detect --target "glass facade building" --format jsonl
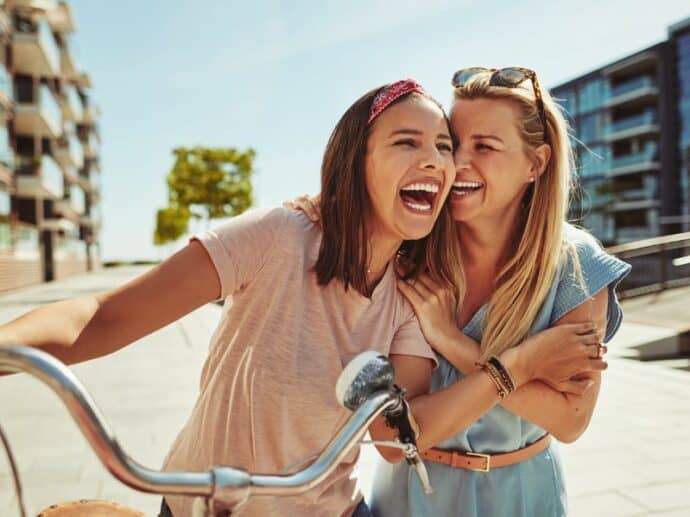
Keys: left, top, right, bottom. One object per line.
{"left": 553, "top": 16, "right": 690, "bottom": 245}
{"left": 677, "top": 30, "right": 690, "bottom": 224}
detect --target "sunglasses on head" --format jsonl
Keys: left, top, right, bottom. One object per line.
{"left": 451, "top": 67, "right": 547, "bottom": 139}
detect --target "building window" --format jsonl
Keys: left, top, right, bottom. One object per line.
{"left": 578, "top": 78, "right": 609, "bottom": 114}
{"left": 579, "top": 113, "right": 605, "bottom": 144}
{"left": 677, "top": 33, "right": 690, "bottom": 220}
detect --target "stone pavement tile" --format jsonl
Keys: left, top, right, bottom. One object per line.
{"left": 0, "top": 485, "right": 16, "bottom": 513}
{"left": 656, "top": 508, "right": 690, "bottom": 516}
{"left": 621, "top": 481, "right": 690, "bottom": 513}
{"left": 609, "top": 321, "right": 678, "bottom": 356}
{"left": 564, "top": 463, "right": 646, "bottom": 498}
{"left": 622, "top": 459, "right": 690, "bottom": 488}
{"left": 568, "top": 491, "right": 649, "bottom": 517}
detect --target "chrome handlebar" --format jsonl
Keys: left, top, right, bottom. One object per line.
{"left": 0, "top": 346, "right": 432, "bottom": 512}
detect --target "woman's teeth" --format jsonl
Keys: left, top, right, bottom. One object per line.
{"left": 401, "top": 183, "right": 439, "bottom": 194}
{"left": 404, "top": 201, "right": 431, "bottom": 210}
{"left": 451, "top": 181, "right": 483, "bottom": 196}
{"left": 400, "top": 182, "right": 439, "bottom": 211}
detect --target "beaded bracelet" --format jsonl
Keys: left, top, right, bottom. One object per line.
{"left": 477, "top": 355, "right": 516, "bottom": 399}
{"left": 487, "top": 355, "right": 516, "bottom": 393}
{"left": 482, "top": 363, "right": 510, "bottom": 399}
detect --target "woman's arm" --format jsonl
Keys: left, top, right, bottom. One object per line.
{"left": 402, "top": 272, "right": 609, "bottom": 443}
{"left": 499, "top": 288, "right": 607, "bottom": 443}
{"left": 0, "top": 241, "right": 220, "bottom": 367}
{"left": 370, "top": 318, "right": 605, "bottom": 462}
{"left": 368, "top": 350, "right": 525, "bottom": 462}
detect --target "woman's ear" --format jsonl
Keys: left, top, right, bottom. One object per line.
{"left": 532, "top": 143, "right": 552, "bottom": 178}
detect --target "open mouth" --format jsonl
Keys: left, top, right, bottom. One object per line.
{"left": 399, "top": 181, "right": 440, "bottom": 214}
{"left": 451, "top": 180, "right": 484, "bottom": 197}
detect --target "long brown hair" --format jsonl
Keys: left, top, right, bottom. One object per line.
{"left": 316, "top": 85, "right": 464, "bottom": 301}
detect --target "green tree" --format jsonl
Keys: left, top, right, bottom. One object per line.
{"left": 154, "top": 146, "right": 255, "bottom": 245}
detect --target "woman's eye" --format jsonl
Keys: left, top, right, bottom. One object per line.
{"left": 394, "top": 139, "right": 417, "bottom": 147}
{"left": 437, "top": 142, "right": 453, "bottom": 152}
{"left": 476, "top": 143, "right": 493, "bottom": 152}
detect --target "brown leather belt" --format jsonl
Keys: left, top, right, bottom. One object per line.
{"left": 421, "top": 434, "right": 551, "bottom": 472}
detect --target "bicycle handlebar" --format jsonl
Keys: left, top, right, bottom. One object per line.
{"left": 0, "top": 346, "right": 426, "bottom": 510}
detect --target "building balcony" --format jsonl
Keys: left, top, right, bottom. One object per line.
{"left": 54, "top": 198, "right": 79, "bottom": 220}
{"left": 62, "top": 84, "right": 83, "bottom": 122}
{"left": 0, "top": 64, "right": 12, "bottom": 110}
{"left": 60, "top": 46, "right": 77, "bottom": 80}
{"left": 12, "top": 18, "right": 60, "bottom": 77}
{"left": 0, "top": 221, "right": 40, "bottom": 258}
{"left": 79, "top": 214, "right": 98, "bottom": 227}
{"left": 54, "top": 184, "right": 85, "bottom": 220}
{"left": 14, "top": 155, "right": 64, "bottom": 199}
{"left": 604, "top": 111, "right": 659, "bottom": 142}
{"left": 46, "top": 1, "right": 76, "bottom": 34}
{"left": 616, "top": 226, "right": 654, "bottom": 243}
{"left": 41, "top": 216, "right": 77, "bottom": 233}
{"left": 54, "top": 133, "right": 83, "bottom": 173}
{"left": 604, "top": 76, "right": 658, "bottom": 109}
{"left": 606, "top": 151, "right": 660, "bottom": 177}
{"left": 15, "top": 83, "right": 62, "bottom": 137}
{"left": 12, "top": 0, "right": 58, "bottom": 10}
{"left": 82, "top": 131, "right": 98, "bottom": 159}
{"left": 78, "top": 170, "right": 96, "bottom": 193}
{"left": 0, "top": 10, "right": 10, "bottom": 36}
{"left": 12, "top": 0, "right": 76, "bottom": 33}
{"left": 79, "top": 201, "right": 101, "bottom": 227}
{"left": 0, "top": 128, "right": 13, "bottom": 182}
{"left": 608, "top": 198, "right": 660, "bottom": 212}
{"left": 81, "top": 103, "right": 98, "bottom": 125}
{"left": 75, "top": 72, "right": 92, "bottom": 89}
{"left": 603, "top": 50, "right": 658, "bottom": 77}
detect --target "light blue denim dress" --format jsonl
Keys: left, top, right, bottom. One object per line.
{"left": 370, "top": 226, "right": 632, "bottom": 517}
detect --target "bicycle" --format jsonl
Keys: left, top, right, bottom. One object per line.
{"left": 0, "top": 347, "right": 433, "bottom": 516}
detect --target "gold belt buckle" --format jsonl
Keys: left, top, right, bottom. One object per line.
{"left": 465, "top": 451, "right": 491, "bottom": 472}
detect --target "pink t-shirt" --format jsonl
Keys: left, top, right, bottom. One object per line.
{"left": 163, "top": 207, "right": 434, "bottom": 516}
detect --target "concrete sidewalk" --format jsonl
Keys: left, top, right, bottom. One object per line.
{"left": 0, "top": 267, "right": 689, "bottom": 516}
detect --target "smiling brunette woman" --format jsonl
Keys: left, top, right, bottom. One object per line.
{"left": 0, "top": 79, "right": 462, "bottom": 516}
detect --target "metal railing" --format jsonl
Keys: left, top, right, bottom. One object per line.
{"left": 607, "top": 231, "right": 690, "bottom": 298}
{"left": 606, "top": 110, "right": 657, "bottom": 135}
{"left": 609, "top": 76, "right": 656, "bottom": 99}
{"left": 610, "top": 149, "right": 657, "bottom": 170}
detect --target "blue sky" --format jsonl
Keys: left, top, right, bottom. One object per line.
{"left": 68, "top": 0, "right": 690, "bottom": 261}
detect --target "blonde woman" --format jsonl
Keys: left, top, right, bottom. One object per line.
{"left": 368, "top": 68, "right": 631, "bottom": 516}
{"left": 288, "top": 68, "right": 630, "bottom": 516}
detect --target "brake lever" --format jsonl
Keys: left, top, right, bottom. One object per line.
{"left": 401, "top": 444, "right": 433, "bottom": 495}
{"left": 380, "top": 386, "right": 434, "bottom": 495}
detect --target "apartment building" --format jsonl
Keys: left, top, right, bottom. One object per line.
{"left": 553, "top": 16, "right": 690, "bottom": 246}
{"left": 0, "top": 0, "right": 101, "bottom": 292}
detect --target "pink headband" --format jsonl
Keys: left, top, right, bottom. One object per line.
{"left": 367, "top": 78, "right": 430, "bottom": 125}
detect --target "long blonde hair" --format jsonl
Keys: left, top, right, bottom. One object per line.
{"left": 453, "top": 74, "right": 579, "bottom": 361}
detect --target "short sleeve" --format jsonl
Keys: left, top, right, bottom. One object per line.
{"left": 192, "top": 207, "right": 287, "bottom": 300}
{"left": 550, "top": 226, "right": 632, "bottom": 342}
{"left": 389, "top": 301, "right": 439, "bottom": 368}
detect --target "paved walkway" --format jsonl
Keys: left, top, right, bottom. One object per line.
{"left": 0, "top": 267, "right": 688, "bottom": 516}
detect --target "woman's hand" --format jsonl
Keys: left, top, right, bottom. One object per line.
{"left": 501, "top": 323, "right": 607, "bottom": 395}
{"left": 282, "top": 194, "right": 321, "bottom": 223}
{"left": 396, "top": 273, "right": 464, "bottom": 354}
